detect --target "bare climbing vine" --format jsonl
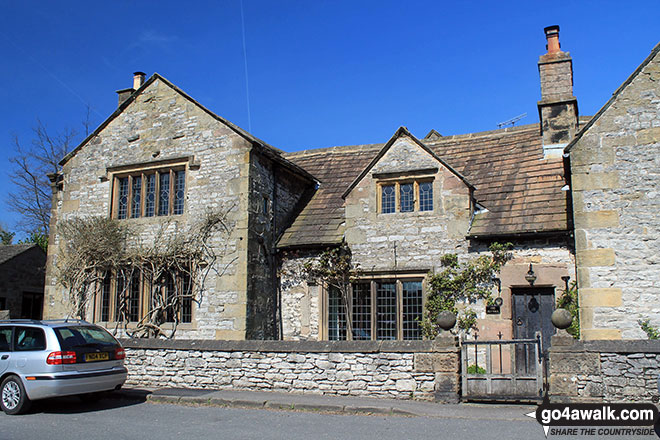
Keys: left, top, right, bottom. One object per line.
{"left": 56, "top": 207, "right": 235, "bottom": 338}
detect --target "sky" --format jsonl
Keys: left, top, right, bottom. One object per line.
{"left": 0, "top": 0, "right": 658, "bottom": 233}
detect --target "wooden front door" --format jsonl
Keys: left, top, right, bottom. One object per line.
{"left": 512, "top": 287, "right": 555, "bottom": 374}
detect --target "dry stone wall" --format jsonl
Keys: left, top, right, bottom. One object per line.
{"left": 122, "top": 338, "right": 460, "bottom": 402}
{"left": 549, "top": 337, "right": 660, "bottom": 403}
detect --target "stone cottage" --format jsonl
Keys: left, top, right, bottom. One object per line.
{"left": 0, "top": 244, "right": 46, "bottom": 319}
{"left": 43, "top": 26, "right": 658, "bottom": 346}
{"left": 565, "top": 41, "right": 660, "bottom": 340}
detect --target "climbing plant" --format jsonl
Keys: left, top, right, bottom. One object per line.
{"left": 557, "top": 280, "right": 580, "bottom": 338}
{"left": 55, "top": 207, "right": 235, "bottom": 338}
{"left": 420, "top": 242, "right": 512, "bottom": 339}
{"left": 302, "top": 242, "right": 360, "bottom": 338}
{"left": 638, "top": 319, "right": 660, "bottom": 340}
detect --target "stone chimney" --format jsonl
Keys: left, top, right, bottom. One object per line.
{"left": 537, "top": 26, "right": 578, "bottom": 157}
{"left": 115, "top": 72, "right": 146, "bottom": 107}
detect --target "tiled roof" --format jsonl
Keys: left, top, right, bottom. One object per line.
{"left": 0, "top": 244, "right": 39, "bottom": 265}
{"left": 278, "top": 143, "right": 382, "bottom": 247}
{"left": 426, "top": 124, "right": 568, "bottom": 237}
{"left": 280, "top": 122, "right": 575, "bottom": 247}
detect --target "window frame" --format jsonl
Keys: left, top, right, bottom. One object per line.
{"left": 110, "top": 165, "right": 186, "bottom": 220}
{"left": 95, "top": 267, "right": 194, "bottom": 326}
{"left": 322, "top": 274, "right": 427, "bottom": 341}
{"left": 377, "top": 178, "right": 434, "bottom": 214}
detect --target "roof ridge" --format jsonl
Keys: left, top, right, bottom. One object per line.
{"left": 284, "top": 143, "right": 383, "bottom": 157}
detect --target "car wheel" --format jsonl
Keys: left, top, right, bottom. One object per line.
{"left": 1, "top": 375, "right": 31, "bottom": 415}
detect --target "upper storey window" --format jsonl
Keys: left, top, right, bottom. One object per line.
{"left": 112, "top": 167, "right": 186, "bottom": 219}
{"left": 378, "top": 179, "right": 433, "bottom": 214}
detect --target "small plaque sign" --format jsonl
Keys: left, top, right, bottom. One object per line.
{"left": 486, "top": 305, "right": 501, "bottom": 315}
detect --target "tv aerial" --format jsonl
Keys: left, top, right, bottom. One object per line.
{"left": 497, "top": 113, "right": 527, "bottom": 128}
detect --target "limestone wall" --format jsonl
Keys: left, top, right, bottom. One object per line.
{"left": 0, "top": 247, "right": 45, "bottom": 319}
{"left": 549, "top": 338, "right": 660, "bottom": 403}
{"left": 344, "top": 135, "right": 471, "bottom": 272}
{"left": 569, "top": 47, "right": 660, "bottom": 339}
{"left": 122, "top": 338, "right": 460, "bottom": 402}
{"left": 44, "top": 77, "right": 251, "bottom": 339}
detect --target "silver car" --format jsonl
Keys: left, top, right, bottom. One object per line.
{"left": 0, "top": 319, "right": 127, "bottom": 415}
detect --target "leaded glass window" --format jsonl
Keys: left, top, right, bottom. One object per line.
{"left": 400, "top": 183, "right": 414, "bottom": 212}
{"left": 100, "top": 273, "right": 111, "bottom": 322}
{"left": 381, "top": 184, "right": 395, "bottom": 214}
{"left": 128, "top": 271, "right": 141, "bottom": 322}
{"left": 328, "top": 286, "right": 347, "bottom": 341}
{"left": 402, "top": 281, "right": 423, "bottom": 340}
{"left": 131, "top": 176, "right": 142, "bottom": 218}
{"left": 352, "top": 282, "right": 371, "bottom": 340}
{"left": 113, "top": 168, "right": 185, "bottom": 219}
{"left": 326, "top": 278, "right": 425, "bottom": 341}
{"left": 174, "top": 170, "right": 185, "bottom": 215}
{"left": 158, "top": 172, "right": 170, "bottom": 216}
{"left": 419, "top": 181, "right": 433, "bottom": 211}
{"left": 145, "top": 174, "right": 156, "bottom": 217}
{"left": 376, "top": 282, "right": 397, "bottom": 340}
{"left": 117, "top": 177, "right": 129, "bottom": 219}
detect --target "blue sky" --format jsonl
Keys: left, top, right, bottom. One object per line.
{"left": 0, "top": 0, "right": 658, "bottom": 233}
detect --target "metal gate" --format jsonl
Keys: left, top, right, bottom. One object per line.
{"left": 461, "top": 332, "right": 544, "bottom": 402}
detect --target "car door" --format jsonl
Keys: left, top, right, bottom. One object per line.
{"left": 0, "top": 326, "right": 12, "bottom": 374}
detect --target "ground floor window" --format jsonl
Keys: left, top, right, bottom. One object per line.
{"left": 325, "top": 277, "right": 424, "bottom": 341}
{"left": 96, "top": 267, "right": 193, "bottom": 324}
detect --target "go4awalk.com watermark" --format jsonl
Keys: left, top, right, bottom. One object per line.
{"left": 525, "top": 397, "right": 660, "bottom": 437}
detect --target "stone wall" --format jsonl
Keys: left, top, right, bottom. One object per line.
{"left": 344, "top": 134, "right": 471, "bottom": 272}
{"left": 0, "top": 246, "right": 46, "bottom": 319}
{"left": 549, "top": 336, "right": 660, "bottom": 403}
{"left": 121, "top": 337, "right": 460, "bottom": 402}
{"left": 569, "top": 46, "right": 660, "bottom": 339}
{"left": 44, "top": 76, "right": 252, "bottom": 339}
{"left": 246, "top": 151, "right": 311, "bottom": 339}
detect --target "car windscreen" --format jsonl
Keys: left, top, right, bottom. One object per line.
{"left": 54, "top": 326, "right": 119, "bottom": 350}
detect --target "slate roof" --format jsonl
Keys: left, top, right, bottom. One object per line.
{"left": 279, "top": 122, "right": 579, "bottom": 247}
{"left": 0, "top": 244, "right": 39, "bottom": 265}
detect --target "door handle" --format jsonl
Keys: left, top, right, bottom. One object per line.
{"left": 1, "top": 355, "right": 8, "bottom": 360}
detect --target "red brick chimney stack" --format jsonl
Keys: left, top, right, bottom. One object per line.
{"left": 545, "top": 25, "right": 561, "bottom": 55}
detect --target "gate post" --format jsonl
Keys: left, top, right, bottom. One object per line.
{"left": 431, "top": 334, "right": 461, "bottom": 403}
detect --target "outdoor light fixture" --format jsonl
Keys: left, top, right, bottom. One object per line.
{"left": 525, "top": 263, "right": 537, "bottom": 286}
{"left": 561, "top": 275, "right": 570, "bottom": 291}
{"left": 491, "top": 276, "right": 502, "bottom": 294}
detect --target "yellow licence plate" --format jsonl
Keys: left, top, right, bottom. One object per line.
{"left": 85, "top": 352, "right": 109, "bottom": 362}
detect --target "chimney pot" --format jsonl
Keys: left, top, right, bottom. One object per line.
{"left": 544, "top": 25, "right": 561, "bottom": 54}
{"left": 133, "top": 71, "right": 146, "bottom": 90}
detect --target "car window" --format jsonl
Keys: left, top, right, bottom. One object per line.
{"left": 14, "top": 327, "right": 46, "bottom": 351}
{"left": 0, "top": 327, "right": 11, "bottom": 351}
{"left": 55, "top": 326, "right": 118, "bottom": 350}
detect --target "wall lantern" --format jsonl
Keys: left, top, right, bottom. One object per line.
{"left": 491, "top": 275, "right": 502, "bottom": 295}
{"left": 525, "top": 263, "right": 537, "bottom": 286}
{"left": 561, "top": 275, "right": 570, "bottom": 291}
